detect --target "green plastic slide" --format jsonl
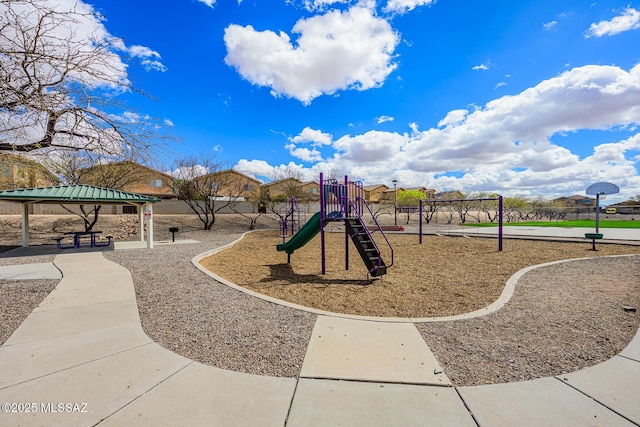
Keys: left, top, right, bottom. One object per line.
{"left": 276, "top": 212, "right": 327, "bottom": 255}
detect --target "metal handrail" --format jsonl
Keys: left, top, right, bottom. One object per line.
{"left": 343, "top": 193, "right": 394, "bottom": 273}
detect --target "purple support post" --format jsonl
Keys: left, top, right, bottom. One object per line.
{"left": 419, "top": 199, "right": 423, "bottom": 244}
{"left": 320, "top": 172, "right": 326, "bottom": 274}
{"left": 290, "top": 197, "right": 295, "bottom": 236}
{"left": 498, "top": 195, "right": 503, "bottom": 252}
{"left": 344, "top": 175, "right": 349, "bottom": 271}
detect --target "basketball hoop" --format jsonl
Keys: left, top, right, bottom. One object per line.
{"left": 585, "top": 182, "right": 619, "bottom": 235}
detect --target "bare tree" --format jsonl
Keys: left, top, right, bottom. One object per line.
{"left": 41, "top": 150, "right": 148, "bottom": 231}
{"left": 173, "top": 156, "right": 252, "bottom": 230}
{"left": 0, "top": 0, "right": 169, "bottom": 157}
{"left": 265, "top": 167, "right": 305, "bottom": 202}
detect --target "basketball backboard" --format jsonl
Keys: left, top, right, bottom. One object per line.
{"left": 585, "top": 182, "right": 619, "bottom": 195}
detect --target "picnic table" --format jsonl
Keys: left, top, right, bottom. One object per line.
{"left": 55, "top": 231, "right": 112, "bottom": 249}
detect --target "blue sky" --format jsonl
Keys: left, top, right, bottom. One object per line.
{"left": 86, "top": 0, "right": 639, "bottom": 202}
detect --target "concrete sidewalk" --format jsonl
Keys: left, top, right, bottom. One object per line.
{"left": 0, "top": 252, "right": 639, "bottom": 426}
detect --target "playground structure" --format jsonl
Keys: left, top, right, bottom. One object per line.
{"left": 278, "top": 197, "right": 306, "bottom": 242}
{"left": 277, "top": 174, "right": 393, "bottom": 277}
{"left": 418, "top": 196, "right": 504, "bottom": 251}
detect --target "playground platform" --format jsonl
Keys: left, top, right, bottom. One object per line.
{"left": 0, "top": 239, "right": 638, "bottom": 426}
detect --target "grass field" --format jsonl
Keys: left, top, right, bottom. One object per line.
{"left": 472, "top": 220, "right": 640, "bottom": 228}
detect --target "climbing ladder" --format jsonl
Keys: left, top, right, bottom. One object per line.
{"left": 320, "top": 174, "right": 393, "bottom": 277}
{"left": 344, "top": 216, "right": 387, "bottom": 277}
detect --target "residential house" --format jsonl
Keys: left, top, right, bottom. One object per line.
{"left": 261, "top": 178, "right": 308, "bottom": 201}
{"left": 404, "top": 186, "right": 436, "bottom": 199}
{"left": 301, "top": 181, "right": 320, "bottom": 200}
{"left": 380, "top": 186, "right": 405, "bottom": 203}
{"left": 435, "top": 190, "right": 466, "bottom": 200}
{"left": 0, "top": 153, "right": 59, "bottom": 190}
{"left": 606, "top": 200, "right": 640, "bottom": 215}
{"left": 78, "top": 161, "right": 176, "bottom": 199}
{"left": 193, "top": 169, "right": 261, "bottom": 201}
{"left": 553, "top": 195, "right": 596, "bottom": 207}
{"left": 363, "top": 184, "right": 388, "bottom": 203}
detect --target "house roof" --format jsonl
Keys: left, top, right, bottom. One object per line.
{"left": 383, "top": 187, "right": 404, "bottom": 193}
{"left": 363, "top": 184, "right": 388, "bottom": 191}
{"left": 554, "top": 195, "right": 595, "bottom": 201}
{"left": 261, "top": 177, "right": 302, "bottom": 187}
{"left": 608, "top": 199, "right": 640, "bottom": 207}
{"left": 200, "top": 168, "right": 262, "bottom": 184}
{"left": 0, "top": 184, "right": 159, "bottom": 204}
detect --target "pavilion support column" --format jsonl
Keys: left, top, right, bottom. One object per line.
{"left": 138, "top": 206, "right": 144, "bottom": 242}
{"left": 21, "top": 203, "right": 29, "bottom": 247}
{"left": 145, "top": 202, "right": 154, "bottom": 249}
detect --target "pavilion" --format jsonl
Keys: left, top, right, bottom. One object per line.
{"left": 0, "top": 185, "right": 159, "bottom": 248}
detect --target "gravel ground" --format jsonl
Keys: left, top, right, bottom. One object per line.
{"left": 0, "top": 278, "right": 57, "bottom": 344}
{"left": 418, "top": 255, "right": 640, "bottom": 386}
{"left": 1, "top": 214, "right": 638, "bottom": 386}
{"left": 0, "top": 251, "right": 58, "bottom": 345}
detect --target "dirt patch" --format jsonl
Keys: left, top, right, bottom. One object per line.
{"left": 200, "top": 230, "right": 640, "bottom": 318}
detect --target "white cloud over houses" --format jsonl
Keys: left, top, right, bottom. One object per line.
{"left": 223, "top": 5, "right": 399, "bottom": 104}
{"left": 586, "top": 7, "right": 640, "bottom": 38}
{"left": 236, "top": 63, "right": 640, "bottom": 198}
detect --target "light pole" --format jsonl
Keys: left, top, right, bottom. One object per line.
{"left": 392, "top": 179, "right": 398, "bottom": 226}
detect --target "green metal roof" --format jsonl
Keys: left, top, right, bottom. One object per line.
{"left": 0, "top": 185, "right": 160, "bottom": 204}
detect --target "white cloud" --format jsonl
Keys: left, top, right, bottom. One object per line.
{"left": 437, "top": 109, "right": 468, "bottom": 127}
{"left": 285, "top": 144, "right": 323, "bottom": 162}
{"left": 223, "top": 5, "right": 399, "bottom": 104}
{"left": 377, "top": 115, "right": 394, "bottom": 124}
{"left": 303, "top": 0, "right": 351, "bottom": 11}
{"left": 286, "top": 127, "right": 333, "bottom": 161}
{"left": 495, "top": 81, "right": 507, "bottom": 89}
{"left": 234, "top": 159, "right": 317, "bottom": 182}
{"left": 333, "top": 130, "right": 408, "bottom": 163}
{"left": 383, "top": 0, "right": 437, "bottom": 15}
{"left": 236, "top": 64, "right": 640, "bottom": 198}
{"left": 234, "top": 159, "right": 274, "bottom": 178}
{"left": 472, "top": 64, "right": 489, "bottom": 71}
{"left": 169, "top": 164, "right": 209, "bottom": 179}
{"left": 543, "top": 20, "right": 557, "bottom": 31}
{"left": 196, "top": 0, "right": 216, "bottom": 8}
{"left": 586, "top": 7, "right": 640, "bottom": 38}
{"left": 128, "top": 45, "right": 167, "bottom": 72}
{"left": 290, "top": 127, "right": 333, "bottom": 146}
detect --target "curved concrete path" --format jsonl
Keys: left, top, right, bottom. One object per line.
{"left": 0, "top": 251, "right": 638, "bottom": 426}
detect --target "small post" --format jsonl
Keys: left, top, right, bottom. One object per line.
{"left": 498, "top": 195, "right": 503, "bottom": 252}
{"left": 595, "top": 193, "right": 601, "bottom": 234}
{"left": 419, "top": 199, "right": 423, "bottom": 244}
{"left": 392, "top": 179, "right": 398, "bottom": 226}
{"left": 344, "top": 175, "right": 349, "bottom": 272}
{"left": 320, "top": 172, "right": 326, "bottom": 275}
